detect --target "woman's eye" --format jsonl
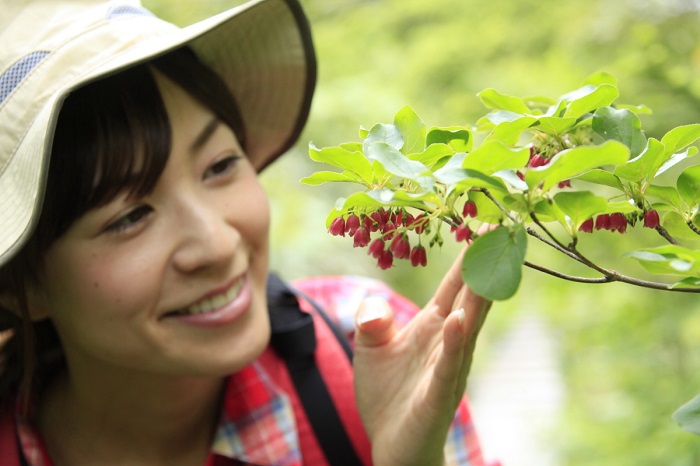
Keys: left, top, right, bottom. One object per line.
{"left": 105, "top": 205, "right": 153, "bottom": 234}
{"left": 205, "top": 155, "right": 241, "bottom": 179}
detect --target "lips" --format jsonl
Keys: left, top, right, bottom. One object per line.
{"left": 168, "top": 275, "right": 246, "bottom": 317}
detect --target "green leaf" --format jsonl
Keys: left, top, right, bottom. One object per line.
{"left": 592, "top": 106, "right": 647, "bottom": 157}
{"left": 562, "top": 84, "right": 619, "bottom": 118}
{"left": 627, "top": 245, "right": 700, "bottom": 276}
{"left": 340, "top": 142, "right": 363, "bottom": 152}
{"left": 524, "top": 95, "right": 557, "bottom": 108}
{"left": 462, "top": 141, "right": 530, "bottom": 175}
{"left": 553, "top": 191, "right": 609, "bottom": 229}
{"left": 477, "top": 110, "right": 525, "bottom": 128}
{"left": 660, "top": 124, "right": 700, "bottom": 156}
{"left": 502, "top": 193, "right": 530, "bottom": 215}
{"left": 525, "top": 140, "right": 630, "bottom": 191}
{"left": 583, "top": 71, "right": 617, "bottom": 87}
{"left": 478, "top": 88, "right": 531, "bottom": 114}
{"left": 602, "top": 200, "right": 640, "bottom": 215}
{"left": 661, "top": 211, "right": 700, "bottom": 242}
{"left": 426, "top": 127, "right": 473, "bottom": 152}
{"left": 407, "top": 143, "right": 455, "bottom": 167}
{"left": 672, "top": 277, "right": 700, "bottom": 289}
{"left": 467, "top": 190, "right": 508, "bottom": 223}
{"left": 308, "top": 144, "right": 374, "bottom": 184}
{"left": 616, "top": 103, "right": 653, "bottom": 115}
{"left": 365, "top": 188, "right": 440, "bottom": 205}
{"left": 363, "top": 124, "right": 404, "bottom": 153}
{"left": 646, "top": 185, "right": 682, "bottom": 210}
{"left": 334, "top": 189, "right": 435, "bottom": 215}
{"left": 657, "top": 146, "right": 699, "bottom": 178}
{"left": 394, "top": 106, "right": 427, "bottom": 155}
{"left": 364, "top": 142, "right": 429, "bottom": 180}
{"left": 448, "top": 170, "right": 510, "bottom": 194}
{"left": 574, "top": 169, "right": 624, "bottom": 190}
{"left": 300, "top": 171, "right": 358, "bottom": 185}
{"left": 494, "top": 169, "right": 529, "bottom": 191}
{"left": 613, "top": 138, "right": 665, "bottom": 183}
{"left": 533, "top": 198, "right": 567, "bottom": 224}
{"left": 677, "top": 164, "right": 700, "bottom": 207}
{"left": 483, "top": 116, "right": 538, "bottom": 145}
{"left": 433, "top": 155, "right": 509, "bottom": 192}
{"left": 533, "top": 116, "right": 578, "bottom": 136}
{"left": 461, "top": 225, "right": 528, "bottom": 301}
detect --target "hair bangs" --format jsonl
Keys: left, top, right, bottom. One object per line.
{"left": 43, "top": 65, "right": 171, "bottom": 240}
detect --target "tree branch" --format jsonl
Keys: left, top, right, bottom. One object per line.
{"left": 656, "top": 224, "right": 680, "bottom": 244}
{"left": 686, "top": 220, "right": 700, "bottom": 237}
{"left": 525, "top": 260, "right": 700, "bottom": 292}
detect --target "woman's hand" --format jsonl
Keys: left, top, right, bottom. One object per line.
{"left": 353, "top": 248, "right": 491, "bottom": 466}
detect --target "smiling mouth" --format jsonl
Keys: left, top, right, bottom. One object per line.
{"left": 170, "top": 277, "right": 245, "bottom": 317}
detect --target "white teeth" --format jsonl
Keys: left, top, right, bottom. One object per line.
{"left": 182, "top": 279, "right": 243, "bottom": 315}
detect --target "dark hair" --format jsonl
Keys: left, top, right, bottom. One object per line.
{"left": 0, "top": 47, "right": 246, "bottom": 407}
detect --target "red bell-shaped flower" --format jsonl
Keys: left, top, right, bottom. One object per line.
{"left": 377, "top": 249, "right": 394, "bottom": 270}
{"left": 455, "top": 224, "right": 472, "bottom": 242}
{"left": 643, "top": 209, "right": 660, "bottom": 229}
{"left": 595, "top": 214, "right": 610, "bottom": 230}
{"left": 329, "top": 217, "right": 345, "bottom": 237}
{"left": 390, "top": 234, "right": 411, "bottom": 259}
{"left": 410, "top": 245, "right": 427, "bottom": 267}
{"left": 609, "top": 213, "right": 627, "bottom": 233}
{"left": 353, "top": 227, "right": 371, "bottom": 248}
{"left": 462, "top": 200, "right": 478, "bottom": 218}
{"left": 345, "top": 214, "right": 361, "bottom": 236}
{"left": 368, "top": 238, "right": 385, "bottom": 259}
{"left": 578, "top": 218, "right": 594, "bottom": 233}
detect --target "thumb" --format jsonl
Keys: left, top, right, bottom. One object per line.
{"left": 354, "top": 296, "right": 397, "bottom": 348}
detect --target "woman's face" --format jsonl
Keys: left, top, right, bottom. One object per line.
{"left": 30, "top": 73, "right": 272, "bottom": 379}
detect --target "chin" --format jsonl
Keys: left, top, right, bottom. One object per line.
{"left": 208, "top": 309, "right": 271, "bottom": 377}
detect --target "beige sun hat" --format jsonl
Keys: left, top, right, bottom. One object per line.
{"left": 0, "top": 0, "right": 316, "bottom": 267}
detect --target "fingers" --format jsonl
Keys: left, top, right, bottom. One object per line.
{"left": 429, "top": 223, "right": 498, "bottom": 317}
{"left": 426, "top": 308, "right": 467, "bottom": 408}
{"left": 355, "top": 296, "right": 397, "bottom": 348}
{"left": 428, "top": 297, "right": 491, "bottom": 407}
{"left": 429, "top": 246, "right": 468, "bottom": 318}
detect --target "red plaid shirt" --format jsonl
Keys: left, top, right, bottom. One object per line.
{"left": 13, "top": 275, "right": 485, "bottom": 465}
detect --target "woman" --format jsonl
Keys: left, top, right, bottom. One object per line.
{"left": 0, "top": 0, "right": 491, "bottom": 464}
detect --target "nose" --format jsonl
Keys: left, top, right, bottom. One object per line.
{"left": 170, "top": 195, "right": 238, "bottom": 274}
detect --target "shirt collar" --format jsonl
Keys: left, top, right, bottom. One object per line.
{"left": 211, "top": 362, "right": 301, "bottom": 465}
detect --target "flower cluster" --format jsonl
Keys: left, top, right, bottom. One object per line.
{"left": 328, "top": 202, "right": 479, "bottom": 270}
{"left": 578, "top": 209, "right": 660, "bottom": 234}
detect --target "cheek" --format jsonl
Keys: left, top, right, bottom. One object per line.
{"left": 42, "top": 245, "right": 161, "bottom": 321}
{"left": 231, "top": 180, "right": 271, "bottom": 252}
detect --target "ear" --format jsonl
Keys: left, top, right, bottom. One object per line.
{"left": 0, "top": 289, "right": 50, "bottom": 322}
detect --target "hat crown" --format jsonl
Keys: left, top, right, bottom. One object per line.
{"left": 0, "top": 1, "right": 178, "bottom": 169}
{"left": 0, "top": 0, "right": 316, "bottom": 267}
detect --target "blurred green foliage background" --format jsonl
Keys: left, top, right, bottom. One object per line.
{"left": 146, "top": 0, "right": 700, "bottom": 463}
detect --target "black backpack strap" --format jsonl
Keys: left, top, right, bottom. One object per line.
{"left": 266, "top": 273, "right": 363, "bottom": 466}
{"left": 292, "top": 287, "right": 353, "bottom": 363}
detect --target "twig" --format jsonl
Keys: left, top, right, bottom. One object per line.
{"left": 475, "top": 188, "right": 517, "bottom": 223}
{"left": 530, "top": 212, "right": 569, "bottom": 251}
{"left": 524, "top": 261, "right": 612, "bottom": 283}
{"left": 524, "top": 260, "right": 700, "bottom": 292}
{"left": 686, "top": 220, "right": 700, "bottom": 237}
{"left": 656, "top": 224, "right": 680, "bottom": 244}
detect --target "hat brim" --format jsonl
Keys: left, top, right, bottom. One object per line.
{"left": 0, "top": 0, "right": 316, "bottom": 267}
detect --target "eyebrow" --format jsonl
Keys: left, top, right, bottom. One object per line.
{"left": 189, "top": 117, "right": 221, "bottom": 153}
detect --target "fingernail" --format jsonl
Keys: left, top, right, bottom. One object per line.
{"left": 453, "top": 307, "right": 465, "bottom": 328}
{"left": 358, "top": 296, "right": 389, "bottom": 325}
